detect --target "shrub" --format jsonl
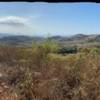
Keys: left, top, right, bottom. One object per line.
{"left": 57, "top": 46, "right": 77, "bottom": 54}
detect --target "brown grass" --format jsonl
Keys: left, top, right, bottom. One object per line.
{"left": 0, "top": 44, "right": 100, "bottom": 100}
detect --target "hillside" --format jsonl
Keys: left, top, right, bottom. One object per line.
{"left": 0, "top": 33, "right": 100, "bottom": 47}
{"left": 0, "top": 34, "right": 44, "bottom": 46}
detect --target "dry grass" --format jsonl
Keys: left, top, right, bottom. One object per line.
{"left": 0, "top": 44, "right": 100, "bottom": 100}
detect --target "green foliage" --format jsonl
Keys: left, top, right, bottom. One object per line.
{"left": 31, "top": 37, "right": 59, "bottom": 62}
{"left": 42, "top": 38, "right": 59, "bottom": 53}
{"left": 79, "top": 47, "right": 91, "bottom": 54}
{"left": 57, "top": 46, "right": 77, "bottom": 54}
{"left": 90, "top": 47, "right": 100, "bottom": 55}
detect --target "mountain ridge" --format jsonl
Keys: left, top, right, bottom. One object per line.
{"left": 0, "top": 33, "right": 100, "bottom": 46}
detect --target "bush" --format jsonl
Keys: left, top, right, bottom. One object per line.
{"left": 57, "top": 46, "right": 77, "bottom": 54}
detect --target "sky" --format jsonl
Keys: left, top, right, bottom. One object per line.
{"left": 0, "top": 2, "right": 100, "bottom": 36}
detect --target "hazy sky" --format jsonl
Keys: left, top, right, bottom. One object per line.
{"left": 0, "top": 2, "right": 100, "bottom": 36}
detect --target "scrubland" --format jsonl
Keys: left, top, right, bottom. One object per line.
{"left": 0, "top": 40, "right": 100, "bottom": 100}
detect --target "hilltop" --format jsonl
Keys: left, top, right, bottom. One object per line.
{"left": 0, "top": 33, "right": 100, "bottom": 47}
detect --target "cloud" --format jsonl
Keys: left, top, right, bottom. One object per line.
{"left": 0, "top": 16, "right": 29, "bottom": 27}
{"left": 0, "top": 16, "right": 36, "bottom": 35}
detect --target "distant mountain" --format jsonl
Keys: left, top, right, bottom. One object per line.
{"left": 69, "top": 34, "right": 89, "bottom": 40}
{"left": 0, "top": 35, "right": 44, "bottom": 46}
{"left": 0, "top": 35, "right": 32, "bottom": 45}
{"left": 49, "top": 34, "right": 100, "bottom": 42}
{"left": 0, "top": 33, "right": 100, "bottom": 46}
{"left": 87, "top": 35, "right": 100, "bottom": 42}
{"left": 47, "top": 34, "right": 100, "bottom": 47}
{"left": 0, "top": 33, "right": 12, "bottom": 38}
{"left": 49, "top": 34, "right": 89, "bottom": 42}
{"left": 48, "top": 36, "right": 68, "bottom": 42}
